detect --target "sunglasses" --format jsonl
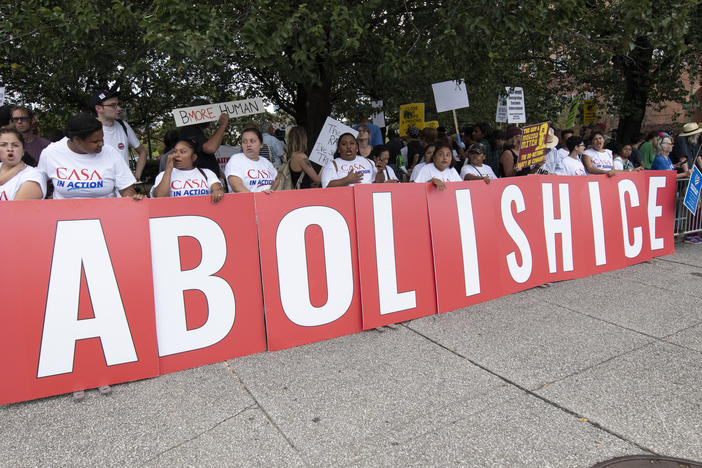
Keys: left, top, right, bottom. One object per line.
{"left": 11, "top": 117, "right": 30, "bottom": 122}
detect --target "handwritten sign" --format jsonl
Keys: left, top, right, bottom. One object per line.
{"left": 516, "top": 122, "right": 549, "bottom": 169}
{"left": 371, "top": 100, "right": 385, "bottom": 128}
{"left": 309, "top": 117, "right": 358, "bottom": 167}
{"left": 399, "top": 103, "right": 425, "bottom": 136}
{"left": 431, "top": 80, "right": 470, "bottom": 113}
{"left": 171, "top": 98, "right": 265, "bottom": 127}
{"left": 684, "top": 166, "right": 702, "bottom": 215}
{"left": 583, "top": 100, "right": 597, "bottom": 125}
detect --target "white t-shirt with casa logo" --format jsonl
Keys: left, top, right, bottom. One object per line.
{"left": 584, "top": 148, "right": 613, "bottom": 173}
{"left": 320, "top": 156, "right": 375, "bottom": 188}
{"left": 150, "top": 167, "right": 221, "bottom": 198}
{"left": 413, "top": 163, "right": 462, "bottom": 183}
{"left": 224, "top": 153, "right": 278, "bottom": 192}
{"left": 560, "top": 156, "right": 586, "bottom": 176}
{"left": 0, "top": 163, "right": 47, "bottom": 201}
{"left": 102, "top": 120, "right": 141, "bottom": 165}
{"left": 37, "top": 137, "right": 136, "bottom": 199}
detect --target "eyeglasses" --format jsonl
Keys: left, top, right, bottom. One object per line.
{"left": 11, "top": 117, "right": 30, "bottom": 122}
{"left": 100, "top": 103, "right": 121, "bottom": 108}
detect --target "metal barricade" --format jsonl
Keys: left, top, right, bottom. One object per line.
{"left": 674, "top": 177, "right": 702, "bottom": 236}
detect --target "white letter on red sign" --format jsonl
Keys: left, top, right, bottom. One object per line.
{"left": 149, "top": 216, "right": 235, "bottom": 357}
{"left": 542, "top": 183, "right": 573, "bottom": 273}
{"left": 37, "top": 220, "right": 138, "bottom": 378}
{"left": 276, "top": 206, "right": 353, "bottom": 326}
{"left": 618, "top": 179, "right": 643, "bottom": 258}
{"left": 588, "top": 181, "right": 607, "bottom": 266}
{"left": 455, "top": 189, "right": 481, "bottom": 296}
{"left": 372, "top": 193, "right": 416, "bottom": 314}
{"left": 648, "top": 176, "right": 666, "bottom": 250}
{"left": 501, "top": 185, "right": 532, "bottom": 284}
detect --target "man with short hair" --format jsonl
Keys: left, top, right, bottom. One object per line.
{"left": 90, "top": 89, "right": 147, "bottom": 180}
{"left": 10, "top": 106, "right": 50, "bottom": 165}
{"left": 260, "top": 121, "right": 285, "bottom": 167}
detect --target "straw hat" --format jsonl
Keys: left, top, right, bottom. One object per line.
{"left": 545, "top": 127, "right": 559, "bottom": 149}
{"left": 678, "top": 122, "right": 702, "bottom": 137}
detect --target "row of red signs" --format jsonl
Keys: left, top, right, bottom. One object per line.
{"left": 0, "top": 173, "right": 675, "bottom": 404}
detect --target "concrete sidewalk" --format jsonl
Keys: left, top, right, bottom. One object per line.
{"left": 2, "top": 243, "right": 701, "bottom": 467}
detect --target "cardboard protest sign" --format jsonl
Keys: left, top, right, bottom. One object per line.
{"left": 583, "top": 100, "right": 597, "bottom": 125}
{"left": 684, "top": 166, "right": 702, "bottom": 214}
{"left": 0, "top": 86, "right": 5, "bottom": 105}
{"left": 516, "top": 122, "right": 550, "bottom": 169}
{"left": 309, "top": 117, "right": 358, "bottom": 167}
{"left": 371, "top": 100, "right": 386, "bottom": 128}
{"left": 399, "top": 103, "right": 425, "bottom": 136}
{"left": 505, "top": 87, "right": 526, "bottom": 123}
{"left": 171, "top": 98, "right": 265, "bottom": 127}
{"left": 431, "top": 80, "right": 470, "bottom": 112}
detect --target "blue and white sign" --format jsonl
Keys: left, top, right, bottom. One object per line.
{"left": 683, "top": 166, "right": 702, "bottom": 215}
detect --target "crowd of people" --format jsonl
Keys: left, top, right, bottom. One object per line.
{"left": 1, "top": 95, "right": 701, "bottom": 243}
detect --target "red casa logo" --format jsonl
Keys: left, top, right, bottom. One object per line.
{"left": 55, "top": 168, "right": 104, "bottom": 181}
{"left": 247, "top": 169, "right": 272, "bottom": 179}
{"left": 171, "top": 179, "right": 207, "bottom": 190}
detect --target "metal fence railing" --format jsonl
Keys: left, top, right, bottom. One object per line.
{"left": 674, "top": 178, "right": 702, "bottom": 237}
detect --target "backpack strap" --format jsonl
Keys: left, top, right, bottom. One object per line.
{"left": 116, "top": 119, "right": 129, "bottom": 137}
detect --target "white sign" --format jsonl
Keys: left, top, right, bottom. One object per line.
{"left": 171, "top": 98, "right": 265, "bottom": 127}
{"left": 0, "top": 86, "right": 5, "bottom": 105}
{"left": 309, "top": 117, "right": 358, "bottom": 167}
{"left": 431, "top": 79, "right": 470, "bottom": 113}
{"left": 496, "top": 94, "right": 508, "bottom": 123}
{"left": 371, "top": 100, "right": 385, "bottom": 128}
{"left": 502, "top": 87, "right": 526, "bottom": 123}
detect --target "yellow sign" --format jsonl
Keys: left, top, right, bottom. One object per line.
{"left": 399, "top": 103, "right": 425, "bottom": 136}
{"left": 516, "top": 122, "right": 550, "bottom": 169}
{"left": 424, "top": 121, "right": 439, "bottom": 129}
{"left": 583, "top": 100, "right": 597, "bottom": 125}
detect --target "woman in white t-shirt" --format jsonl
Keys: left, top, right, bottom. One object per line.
{"left": 37, "top": 113, "right": 142, "bottom": 200}
{"left": 320, "top": 133, "right": 380, "bottom": 187}
{"left": 371, "top": 146, "right": 399, "bottom": 183}
{"left": 413, "top": 144, "right": 462, "bottom": 190}
{"left": 151, "top": 138, "right": 225, "bottom": 203}
{"left": 0, "top": 128, "right": 46, "bottom": 200}
{"left": 225, "top": 128, "right": 279, "bottom": 193}
{"left": 582, "top": 131, "right": 615, "bottom": 176}
{"left": 460, "top": 143, "right": 496, "bottom": 184}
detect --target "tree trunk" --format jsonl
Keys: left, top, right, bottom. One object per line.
{"left": 294, "top": 82, "right": 332, "bottom": 155}
{"left": 615, "top": 37, "right": 653, "bottom": 144}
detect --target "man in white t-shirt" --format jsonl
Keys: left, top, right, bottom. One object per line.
{"left": 91, "top": 89, "right": 147, "bottom": 181}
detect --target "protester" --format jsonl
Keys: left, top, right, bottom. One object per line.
{"left": 37, "top": 113, "right": 142, "bottom": 200}
{"left": 90, "top": 90, "right": 147, "bottom": 181}
{"left": 413, "top": 143, "right": 462, "bottom": 190}
{"left": 0, "top": 106, "right": 12, "bottom": 129}
{"left": 354, "top": 117, "right": 383, "bottom": 146}
{"left": 673, "top": 122, "right": 702, "bottom": 172}
{"left": 320, "top": 133, "right": 377, "bottom": 187}
{"left": 261, "top": 121, "right": 285, "bottom": 168}
{"left": 158, "top": 130, "right": 181, "bottom": 172}
{"left": 499, "top": 126, "right": 526, "bottom": 177}
{"left": 357, "top": 123, "right": 373, "bottom": 158}
{"left": 651, "top": 132, "right": 691, "bottom": 179}
{"left": 612, "top": 143, "right": 636, "bottom": 171}
{"left": 284, "top": 126, "right": 320, "bottom": 188}
{"left": 582, "top": 131, "right": 615, "bottom": 175}
{"left": 405, "top": 126, "right": 424, "bottom": 174}
{"left": 371, "top": 145, "right": 399, "bottom": 183}
{"left": 486, "top": 129, "right": 506, "bottom": 175}
{"left": 0, "top": 128, "right": 46, "bottom": 200}
{"left": 225, "top": 128, "right": 279, "bottom": 193}
{"left": 559, "top": 136, "right": 587, "bottom": 176}
{"left": 150, "top": 137, "right": 224, "bottom": 203}
{"left": 540, "top": 127, "right": 562, "bottom": 174}
{"left": 410, "top": 143, "right": 437, "bottom": 182}
{"left": 10, "top": 106, "right": 49, "bottom": 166}
{"left": 638, "top": 131, "right": 658, "bottom": 169}
{"left": 460, "top": 143, "right": 496, "bottom": 183}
